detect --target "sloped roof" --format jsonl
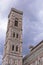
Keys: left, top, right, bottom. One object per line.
{"left": 23, "top": 40, "right": 43, "bottom": 61}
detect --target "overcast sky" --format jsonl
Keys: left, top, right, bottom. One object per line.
{"left": 0, "top": 0, "right": 43, "bottom": 64}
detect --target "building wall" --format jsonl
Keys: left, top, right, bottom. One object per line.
{"left": 23, "top": 42, "right": 43, "bottom": 65}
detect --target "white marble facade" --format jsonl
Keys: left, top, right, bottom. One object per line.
{"left": 23, "top": 41, "right": 43, "bottom": 65}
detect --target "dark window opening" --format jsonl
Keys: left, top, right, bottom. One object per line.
{"left": 9, "top": 19, "right": 10, "bottom": 23}
{"left": 16, "top": 34, "right": 18, "bottom": 38}
{"left": 16, "top": 45, "right": 18, "bottom": 51}
{"left": 15, "top": 20, "right": 18, "bottom": 26}
{"left": 13, "top": 32, "right": 15, "bottom": 37}
{"left": 12, "top": 45, "right": 14, "bottom": 51}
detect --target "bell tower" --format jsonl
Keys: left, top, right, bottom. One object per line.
{"left": 2, "top": 8, "right": 23, "bottom": 65}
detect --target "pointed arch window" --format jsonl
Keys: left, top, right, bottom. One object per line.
{"left": 16, "top": 45, "right": 18, "bottom": 51}
{"left": 13, "top": 32, "right": 15, "bottom": 37}
{"left": 16, "top": 33, "right": 18, "bottom": 38}
{"left": 12, "top": 45, "right": 14, "bottom": 51}
{"left": 14, "top": 18, "right": 18, "bottom": 26}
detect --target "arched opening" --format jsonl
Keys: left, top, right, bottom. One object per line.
{"left": 16, "top": 45, "right": 18, "bottom": 51}
{"left": 15, "top": 20, "right": 18, "bottom": 26}
{"left": 12, "top": 45, "right": 14, "bottom": 51}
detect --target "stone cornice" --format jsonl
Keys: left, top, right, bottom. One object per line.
{"left": 8, "top": 8, "right": 23, "bottom": 18}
